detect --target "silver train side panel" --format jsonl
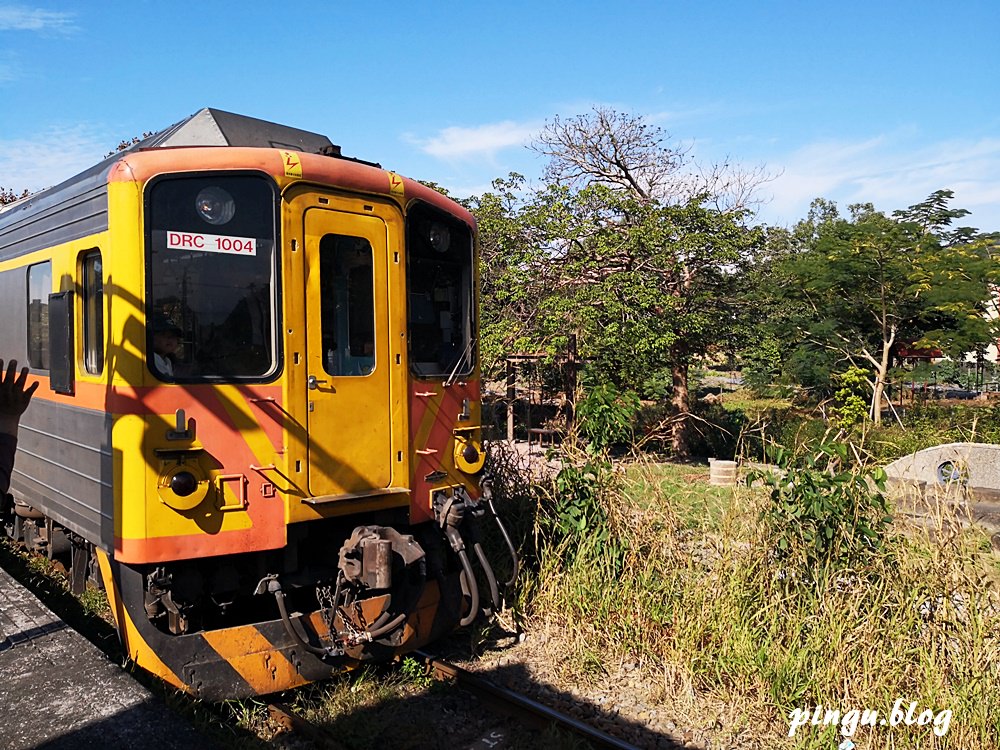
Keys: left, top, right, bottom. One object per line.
{"left": 11, "top": 399, "right": 114, "bottom": 550}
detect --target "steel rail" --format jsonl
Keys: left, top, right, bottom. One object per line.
{"left": 413, "top": 651, "right": 644, "bottom": 750}
{"left": 268, "top": 702, "right": 350, "bottom": 750}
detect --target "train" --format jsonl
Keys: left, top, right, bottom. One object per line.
{"left": 0, "top": 108, "right": 516, "bottom": 699}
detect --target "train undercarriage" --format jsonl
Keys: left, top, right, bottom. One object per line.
{"left": 0, "top": 482, "right": 516, "bottom": 699}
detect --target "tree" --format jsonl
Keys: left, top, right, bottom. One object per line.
{"left": 104, "top": 131, "right": 155, "bottom": 158}
{"left": 0, "top": 187, "right": 30, "bottom": 206}
{"left": 466, "top": 174, "right": 553, "bottom": 375}
{"left": 772, "top": 192, "right": 997, "bottom": 423}
{"left": 473, "top": 108, "right": 767, "bottom": 456}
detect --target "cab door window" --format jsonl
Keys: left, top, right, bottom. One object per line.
{"left": 319, "top": 234, "right": 375, "bottom": 377}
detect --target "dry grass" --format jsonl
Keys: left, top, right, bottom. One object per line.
{"left": 517, "top": 456, "right": 1000, "bottom": 749}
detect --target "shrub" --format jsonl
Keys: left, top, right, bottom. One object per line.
{"left": 830, "top": 365, "right": 870, "bottom": 427}
{"left": 748, "top": 441, "right": 893, "bottom": 576}
{"left": 576, "top": 382, "right": 640, "bottom": 451}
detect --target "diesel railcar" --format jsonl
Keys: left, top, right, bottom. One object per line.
{"left": 0, "top": 108, "right": 513, "bottom": 699}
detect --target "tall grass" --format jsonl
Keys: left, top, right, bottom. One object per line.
{"left": 516, "top": 449, "right": 1000, "bottom": 748}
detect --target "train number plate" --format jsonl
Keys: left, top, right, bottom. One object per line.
{"left": 166, "top": 230, "right": 257, "bottom": 256}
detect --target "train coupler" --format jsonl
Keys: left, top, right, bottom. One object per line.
{"left": 258, "top": 575, "right": 345, "bottom": 660}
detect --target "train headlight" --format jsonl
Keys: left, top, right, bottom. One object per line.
{"left": 171, "top": 471, "right": 199, "bottom": 496}
{"left": 158, "top": 463, "right": 210, "bottom": 510}
{"left": 195, "top": 186, "right": 236, "bottom": 225}
{"left": 428, "top": 221, "right": 450, "bottom": 253}
{"left": 453, "top": 434, "right": 485, "bottom": 474}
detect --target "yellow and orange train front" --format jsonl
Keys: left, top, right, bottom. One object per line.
{"left": 81, "top": 147, "right": 492, "bottom": 698}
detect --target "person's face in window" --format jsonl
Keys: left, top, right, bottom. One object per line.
{"left": 154, "top": 330, "right": 180, "bottom": 357}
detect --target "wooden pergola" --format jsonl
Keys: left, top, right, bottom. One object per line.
{"left": 502, "top": 335, "right": 584, "bottom": 442}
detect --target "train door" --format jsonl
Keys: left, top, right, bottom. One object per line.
{"left": 302, "top": 204, "right": 394, "bottom": 496}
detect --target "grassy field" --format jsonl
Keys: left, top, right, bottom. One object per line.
{"left": 517, "top": 451, "right": 1000, "bottom": 749}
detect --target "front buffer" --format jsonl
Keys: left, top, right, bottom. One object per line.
{"left": 96, "top": 536, "right": 467, "bottom": 700}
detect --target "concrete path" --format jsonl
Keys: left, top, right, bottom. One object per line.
{"left": 0, "top": 566, "right": 218, "bottom": 750}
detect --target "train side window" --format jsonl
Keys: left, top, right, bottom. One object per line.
{"left": 319, "top": 234, "right": 375, "bottom": 377}
{"left": 82, "top": 251, "right": 104, "bottom": 374}
{"left": 27, "top": 261, "right": 51, "bottom": 370}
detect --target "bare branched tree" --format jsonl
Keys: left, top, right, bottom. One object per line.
{"left": 533, "top": 106, "right": 775, "bottom": 218}
{"left": 532, "top": 107, "right": 690, "bottom": 201}
{"left": 105, "top": 131, "right": 156, "bottom": 158}
{"left": 696, "top": 157, "right": 778, "bottom": 216}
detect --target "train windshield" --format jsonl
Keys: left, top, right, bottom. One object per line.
{"left": 146, "top": 174, "right": 279, "bottom": 381}
{"left": 405, "top": 203, "right": 475, "bottom": 378}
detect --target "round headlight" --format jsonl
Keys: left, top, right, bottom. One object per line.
{"left": 195, "top": 186, "right": 235, "bottom": 225}
{"left": 170, "top": 470, "right": 199, "bottom": 497}
{"left": 428, "top": 222, "right": 451, "bottom": 253}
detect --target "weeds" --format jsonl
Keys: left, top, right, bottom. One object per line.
{"left": 399, "top": 656, "right": 433, "bottom": 690}
{"left": 749, "top": 441, "right": 893, "bottom": 576}
{"left": 510, "top": 438, "right": 1000, "bottom": 748}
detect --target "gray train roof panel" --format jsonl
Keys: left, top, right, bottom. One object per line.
{"left": 154, "top": 108, "right": 339, "bottom": 154}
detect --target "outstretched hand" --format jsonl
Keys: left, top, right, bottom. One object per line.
{"left": 0, "top": 359, "right": 38, "bottom": 423}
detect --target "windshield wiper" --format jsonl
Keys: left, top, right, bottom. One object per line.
{"left": 444, "top": 337, "right": 476, "bottom": 387}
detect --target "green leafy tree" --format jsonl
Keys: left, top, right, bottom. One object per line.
{"left": 472, "top": 108, "right": 767, "bottom": 456}
{"left": 466, "top": 174, "right": 553, "bottom": 376}
{"left": 771, "top": 192, "right": 997, "bottom": 423}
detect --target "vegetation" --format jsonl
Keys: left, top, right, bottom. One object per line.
{"left": 0, "top": 186, "right": 30, "bottom": 205}
{"left": 754, "top": 192, "right": 998, "bottom": 422}
{"left": 471, "top": 113, "right": 998, "bottom": 461}
{"left": 470, "top": 107, "right": 766, "bottom": 458}
{"left": 749, "top": 441, "right": 893, "bottom": 574}
{"left": 507, "top": 440, "right": 1000, "bottom": 749}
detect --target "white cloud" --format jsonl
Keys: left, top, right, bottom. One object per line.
{"left": 0, "top": 125, "right": 107, "bottom": 192}
{"left": 410, "top": 120, "right": 538, "bottom": 161}
{"left": 0, "top": 4, "right": 75, "bottom": 32}
{"left": 761, "top": 134, "right": 1000, "bottom": 232}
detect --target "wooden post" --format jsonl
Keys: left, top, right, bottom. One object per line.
{"left": 566, "top": 334, "right": 578, "bottom": 430}
{"left": 506, "top": 357, "right": 515, "bottom": 442}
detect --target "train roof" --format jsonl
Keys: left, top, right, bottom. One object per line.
{"left": 0, "top": 109, "right": 356, "bottom": 260}
{"left": 139, "top": 108, "right": 340, "bottom": 154}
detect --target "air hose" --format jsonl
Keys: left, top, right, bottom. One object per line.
{"left": 271, "top": 582, "right": 341, "bottom": 658}
{"left": 482, "top": 479, "right": 520, "bottom": 587}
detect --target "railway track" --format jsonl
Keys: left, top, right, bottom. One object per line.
{"left": 268, "top": 651, "right": 650, "bottom": 750}
{"left": 413, "top": 651, "right": 644, "bottom": 749}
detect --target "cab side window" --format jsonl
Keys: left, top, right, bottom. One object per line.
{"left": 82, "top": 251, "right": 104, "bottom": 374}
{"left": 27, "top": 261, "right": 51, "bottom": 370}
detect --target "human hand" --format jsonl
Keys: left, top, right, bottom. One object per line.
{"left": 0, "top": 360, "right": 38, "bottom": 435}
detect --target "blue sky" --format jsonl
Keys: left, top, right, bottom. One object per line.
{"left": 2, "top": 1, "right": 1000, "bottom": 231}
